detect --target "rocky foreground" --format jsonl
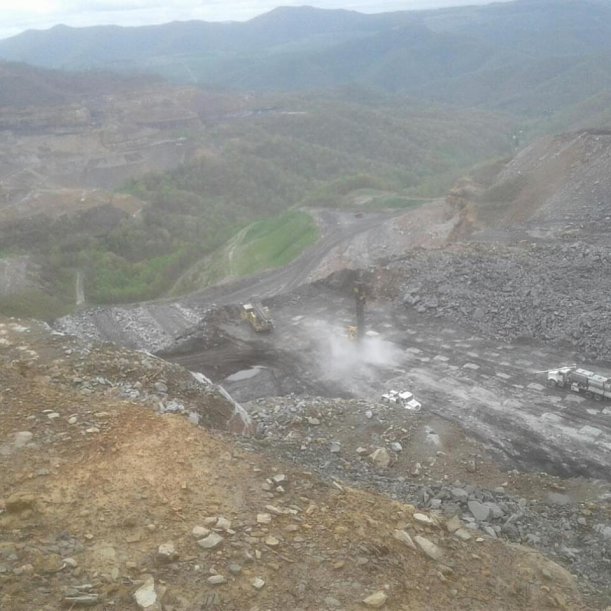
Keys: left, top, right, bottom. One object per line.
{"left": 0, "top": 317, "right": 608, "bottom": 609}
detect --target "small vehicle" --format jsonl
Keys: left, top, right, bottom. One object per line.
{"left": 381, "top": 389, "right": 422, "bottom": 411}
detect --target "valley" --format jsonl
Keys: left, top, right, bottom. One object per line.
{"left": 1, "top": 1, "right": 611, "bottom": 608}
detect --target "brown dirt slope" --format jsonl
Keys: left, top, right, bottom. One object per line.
{"left": 0, "top": 318, "right": 589, "bottom": 610}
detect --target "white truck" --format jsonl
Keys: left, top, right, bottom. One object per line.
{"left": 546, "top": 366, "right": 611, "bottom": 401}
{"left": 381, "top": 389, "right": 422, "bottom": 411}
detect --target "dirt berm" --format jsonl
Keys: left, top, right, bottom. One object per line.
{"left": 0, "top": 317, "right": 591, "bottom": 610}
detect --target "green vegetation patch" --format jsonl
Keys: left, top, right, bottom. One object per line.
{"left": 172, "top": 210, "right": 318, "bottom": 294}
{"left": 86, "top": 248, "right": 192, "bottom": 304}
{"left": 234, "top": 210, "right": 318, "bottom": 276}
{"left": 0, "top": 290, "right": 70, "bottom": 321}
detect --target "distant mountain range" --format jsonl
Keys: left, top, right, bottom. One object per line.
{"left": 1, "top": 0, "right": 611, "bottom": 120}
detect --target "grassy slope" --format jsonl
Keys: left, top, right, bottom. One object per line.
{"left": 171, "top": 210, "right": 318, "bottom": 294}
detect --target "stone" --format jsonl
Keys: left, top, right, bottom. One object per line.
{"left": 467, "top": 500, "right": 490, "bottom": 522}
{"left": 272, "top": 474, "right": 287, "bottom": 485}
{"left": 207, "top": 575, "right": 226, "bottom": 585}
{"left": 63, "top": 594, "right": 100, "bottom": 607}
{"left": 156, "top": 542, "right": 178, "bottom": 564}
{"left": 265, "top": 536, "right": 280, "bottom": 547}
{"left": 369, "top": 448, "right": 391, "bottom": 469}
{"left": 414, "top": 535, "right": 443, "bottom": 561}
{"left": 13, "top": 432, "right": 33, "bottom": 447}
{"left": 451, "top": 488, "right": 468, "bottom": 502}
{"left": 330, "top": 441, "right": 341, "bottom": 453}
{"left": 215, "top": 517, "right": 231, "bottom": 531}
{"left": 90, "top": 544, "right": 119, "bottom": 580}
{"left": 228, "top": 563, "right": 242, "bottom": 575}
{"left": 485, "top": 502, "right": 504, "bottom": 519}
{"left": 252, "top": 577, "right": 265, "bottom": 590}
{"left": 257, "top": 513, "right": 272, "bottom": 524}
{"left": 324, "top": 596, "right": 342, "bottom": 608}
{"left": 445, "top": 516, "right": 462, "bottom": 533}
{"left": 154, "top": 381, "right": 168, "bottom": 394}
{"left": 454, "top": 528, "right": 472, "bottom": 541}
{"left": 483, "top": 526, "right": 497, "bottom": 538}
{"left": 546, "top": 493, "right": 572, "bottom": 506}
{"left": 413, "top": 513, "right": 435, "bottom": 526}
{"left": 134, "top": 576, "right": 159, "bottom": 609}
{"left": 192, "top": 526, "right": 210, "bottom": 539}
{"left": 393, "top": 529, "right": 416, "bottom": 550}
{"left": 5, "top": 493, "right": 36, "bottom": 513}
{"left": 362, "top": 591, "right": 388, "bottom": 608}
{"left": 390, "top": 442, "right": 403, "bottom": 452}
{"left": 265, "top": 504, "right": 287, "bottom": 515}
{"left": 37, "top": 553, "right": 64, "bottom": 574}
{"left": 197, "top": 533, "right": 224, "bottom": 550}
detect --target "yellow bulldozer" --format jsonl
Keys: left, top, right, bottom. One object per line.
{"left": 241, "top": 302, "right": 274, "bottom": 333}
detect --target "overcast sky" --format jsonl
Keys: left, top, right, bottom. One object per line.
{"left": 0, "top": 0, "right": 509, "bottom": 40}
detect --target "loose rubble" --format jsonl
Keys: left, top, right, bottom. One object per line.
{"left": 0, "top": 318, "right": 599, "bottom": 609}
{"left": 244, "top": 394, "right": 611, "bottom": 603}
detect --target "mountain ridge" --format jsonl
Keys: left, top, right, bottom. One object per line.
{"left": 2, "top": 1, "right": 611, "bottom": 121}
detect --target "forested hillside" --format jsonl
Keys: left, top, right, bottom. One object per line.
{"left": 2, "top": 0, "right": 611, "bottom": 122}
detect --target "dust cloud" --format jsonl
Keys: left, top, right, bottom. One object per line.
{"left": 306, "top": 320, "right": 401, "bottom": 383}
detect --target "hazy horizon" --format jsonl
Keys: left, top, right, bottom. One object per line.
{"left": 0, "top": 0, "right": 513, "bottom": 40}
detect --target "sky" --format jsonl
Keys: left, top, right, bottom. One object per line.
{"left": 0, "top": 0, "right": 508, "bottom": 40}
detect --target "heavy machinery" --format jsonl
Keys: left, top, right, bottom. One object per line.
{"left": 344, "top": 277, "right": 368, "bottom": 341}
{"left": 545, "top": 366, "right": 611, "bottom": 401}
{"left": 354, "top": 278, "right": 366, "bottom": 341}
{"left": 241, "top": 302, "right": 273, "bottom": 333}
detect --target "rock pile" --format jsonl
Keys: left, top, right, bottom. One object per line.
{"left": 245, "top": 395, "right": 611, "bottom": 596}
{"left": 393, "top": 241, "right": 611, "bottom": 360}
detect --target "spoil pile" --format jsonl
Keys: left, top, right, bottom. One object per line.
{"left": 390, "top": 241, "right": 611, "bottom": 361}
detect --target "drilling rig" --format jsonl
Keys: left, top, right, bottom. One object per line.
{"left": 346, "top": 273, "right": 368, "bottom": 341}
